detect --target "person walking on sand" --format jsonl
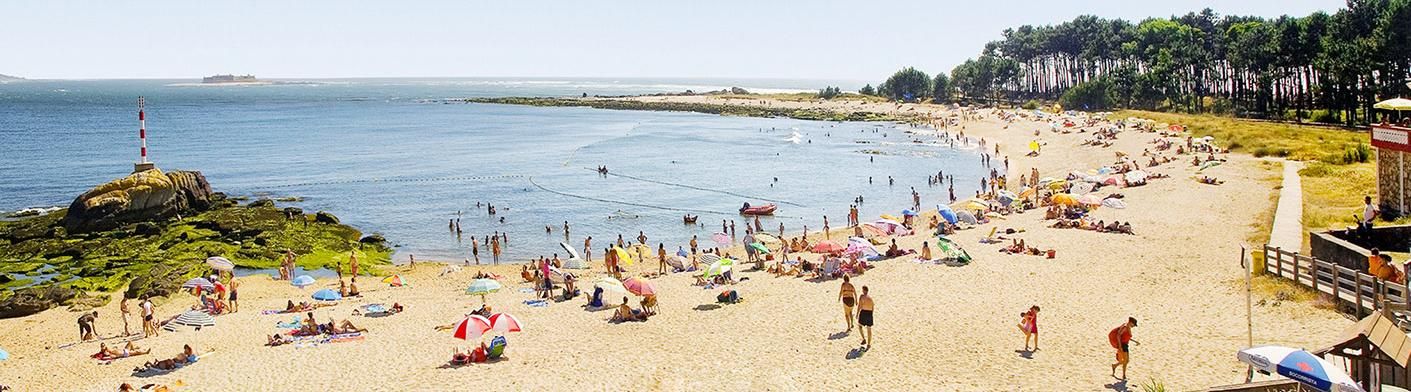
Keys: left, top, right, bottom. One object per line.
{"left": 857, "top": 286, "right": 874, "bottom": 349}
{"left": 1109, "top": 317, "right": 1140, "bottom": 380}
{"left": 140, "top": 296, "right": 157, "bottom": 338}
{"left": 1018, "top": 305, "right": 1040, "bottom": 350}
{"left": 839, "top": 275, "right": 857, "bottom": 332}
{"left": 120, "top": 297, "right": 132, "bottom": 337}
{"left": 228, "top": 279, "right": 240, "bottom": 313}
{"left": 657, "top": 243, "right": 667, "bottom": 274}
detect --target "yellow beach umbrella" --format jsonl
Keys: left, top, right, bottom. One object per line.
{"left": 1028, "top": 140, "right": 1040, "bottom": 152}
{"left": 612, "top": 246, "right": 636, "bottom": 266}
{"left": 951, "top": 198, "right": 989, "bottom": 212}
{"left": 1050, "top": 193, "right": 1079, "bottom": 206}
{"left": 1375, "top": 98, "right": 1411, "bottom": 111}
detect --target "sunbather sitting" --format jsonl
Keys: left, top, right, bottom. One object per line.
{"left": 613, "top": 297, "right": 649, "bottom": 322}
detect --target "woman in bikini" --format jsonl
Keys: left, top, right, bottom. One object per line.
{"left": 1018, "top": 305, "right": 1040, "bottom": 350}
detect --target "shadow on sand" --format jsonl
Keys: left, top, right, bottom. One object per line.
{"left": 1103, "top": 379, "right": 1128, "bottom": 392}
{"left": 827, "top": 330, "right": 850, "bottom": 340}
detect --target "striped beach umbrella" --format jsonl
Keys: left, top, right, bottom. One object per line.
{"left": 466, "top": 278, "right": 502, "bottom": 304}
{"left": 181, "top": 278, "right": 214, "bottom": 291}
{"left": 382, "top": 275, "right": 409, "bottom": 287}
{"left": 489, "top": 313, "right": 523, "bottom": 333}
{"left": 205, "top": 257, "right": 235, "bottom": 272}
{"left": 163, "top": 310, "right": 216, "bottom": 331}
{"left": 452, "top": 315, "right": 492, "bottom": 341}
{"left": 291, "top": 275, "right": 315, "bottom": 288}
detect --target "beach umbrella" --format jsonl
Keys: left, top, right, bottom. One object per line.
{"left": 698, "top": 253, "right": 721, "bottom": 265}
{"left": 466, "top": 278, "right": 502, "bottom": 304}
{"left": 1028, "top": 140, "right": 1040, "bottom": 152}
{"left": 563, "top": 257, "right": 587, "bottom": 269}
{"left": 1046, "top": 180, "right": 1068, "bottom": 191}
{"left": 1018, "top": 187, "right": 1036, "bottom": 200}
{"left": 312, "top": 288, "right": 342, "bottom": 302}
{"left": 488, "top": 313, "right": 523, "bottom": 334}
{"left": 1126, "top": 170, "right": 1149, "bottom": 183}
{"left": 452, "top": 315, "right": 493, "bottom": 341}
{"left": 1050, "top": 193, "right": 1079, "bottom": 206}
{"left": 859, "top": 223, "right": 888, "bottom": 238}
{"left": 1375, "top": 97, "right": 1411, "bottom": 111}
{"left": 703, "top": 259, "right": 734, "bottom": 278}
{"left": 846, "top": 237, "right": 880, "bottom": 259}
{"left": 711, "top": 232, "right": 731, "bottom": 245}
{"left": 1102, "top": 198, "right": 1128, "bottom": 209}
{"left": 0, "top": 346, "right": 8, "bottom": 361}
{"left": 1102, "top": 176, "right": 1122, "bottom": 186}
{"left": 1237, "top": 345, "right": 1363, "bottom": 392}
{"left": 901, "top": 209, "right": 918, "bottom": 217}
{"left": 956, "top": 211, "right": 978, "bottom": 225}
{"left": 951, "top": 198, "right": 989, "bottom": 212}
{"left": 205, "top": 257, "right": 235, "bottom": 272}
{"left": 752, "top": 233, "right": 781, "bottom": 245}
{"left": 181, "top": 278, "right": 215, "bottom": 291}
{"left": 1078, "top": 194, "right": 1104, "bottom": 206}
{"left": 935, "top": 205, "right": 957, "bottom": 225}
{"left": 163, "top": 310, "right": 216, "bottom": 331}
{"left": 666, "top": 255, "right": 687, "bottom": 270}
{"left": 1070, "top": 182, "right": 1094, "bottom": 195}
{"left": 879, "top": 214, "right": 901, "bottom": 222}
{"left": 559, "top": 242, "right": 581, "bottom": 260}
{"left": 291, "top": 275, "right": 315, "bottom": 288}
{"left": 594, "top": 277, "right": 628, "bottom": 297}
{"left": 621, "top": 277, "right": 656, "bottom": 296}
{"left": 812, "top": 241, "right": 845, "bottom": 254}
{"left": 382, "top": 275, "right": 409, "bottom": 287}
{"left": 612, "top": 246, "right": 637, "bottom": 266}
{"left": 748, "top": 242, "right": 769, "bottom": 254}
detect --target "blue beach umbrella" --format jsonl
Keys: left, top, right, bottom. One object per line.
{"left": 312, "top": 288, "right": 342, "bottom": 302}
{"left": 936, "top": 205, "right": 957, "bottom": 225}
{"left": 1238, "top": 345, "right": 1362, "bottom": 392}
{"left": 901, "top": 209, "right": 918, "bottom": 217}
{"left": 291, "top": 275, "right": 315, "bottom": 288}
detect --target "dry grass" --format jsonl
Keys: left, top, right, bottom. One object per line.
{"left": 1245, "top": 160, "right": 1283, "bottom": 245}
{"left": 1300, "top": 161, "right": 1382, "bottom": 232}
{"left": 1113, "top": 110, "right": 1367, "bottom": 163}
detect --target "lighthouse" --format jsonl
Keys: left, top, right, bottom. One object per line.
{"left": 133, "top": 96, "right": 156, "bottom": 173}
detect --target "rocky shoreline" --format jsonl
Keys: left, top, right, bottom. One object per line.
{"left": 0, "top": 168, "right": 391, "bottom": 318}
{"left": 462, "top": 96, "right": 926, "bottom": 123}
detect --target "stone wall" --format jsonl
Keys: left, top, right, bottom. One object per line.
{"left": 1378, "top": 148, "right": 1411, "bottom": 218}
{"left": 1312, "top": 225, "right": 1411, "bottom": 271}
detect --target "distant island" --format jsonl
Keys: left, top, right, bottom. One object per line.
{"left": 202, "top": 74, "right": 260, "bottom": 84}
{"left": 0, "top": 73, "right": 25, "bottom": 83}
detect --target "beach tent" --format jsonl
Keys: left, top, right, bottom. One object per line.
{"left": 163, "top": 310, "right": 216, "bottom": 331}
{"left": 291, "top": 275, "right": 315, "bottom": 288}
{"left": 312, "top": 288, "right": 342, "bottom": 302}
{"left": 1238, "top": 345, "right": 1363, "bottom": 392}
{"left": 382, "top": 275, "right": 409, "bottom": 287}
{"left": 205, "top": 257, "right": 234, "bottom": 272}
{"left": 955, "top": 211, "right": 978, "bottom": 225}
{"left": 181, "top": 278, "right": 215, "bottom": 291}
{"left": 936, "top": 204, "right": 958, "bottom": 225}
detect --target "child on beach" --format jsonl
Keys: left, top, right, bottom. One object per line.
{"left": 1018, "top": 306, "right": 1039, "bottom": 351}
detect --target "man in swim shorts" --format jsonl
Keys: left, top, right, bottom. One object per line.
{"left": 858, "top": 286, "right": 874, "bottom": 349}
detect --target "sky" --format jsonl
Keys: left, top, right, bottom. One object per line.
{"left": 2, "top": 0, "right": 1345, "bottom": 81}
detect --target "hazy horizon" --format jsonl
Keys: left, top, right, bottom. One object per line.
{"left": 4, "top": 0, "right": 1342, "bottom": 81}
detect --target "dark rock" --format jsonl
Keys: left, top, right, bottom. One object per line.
{"left": 0, "top": 274, "right": 11, "bottom": 284}
{"left": 315, "top": 211, "right": 340, "bottom": 224}
{"left": 125, "top": 263, "right": 195, "bottom": 300}
{"left": 133, "top": 222, "right": 161, "bottom": 236}
{"left": 44, "top": 226, "right": 66, "bottom": 238}
{"left": 44, "top": 248, "right": 83, "bottom": 259}
{"left": 61, "top": 169, "right": 214, "bottom": 233}
{"left": 66, "top": 293, "right": 110, "bottom": 311}
{"left": 250, "top": 198, "right": 275, "bottom": 208}
{"left": 0, "top": 285, "right": 78, "bottom": 319}
{"left": 359, "top": 234, "right": 386, "bottom": 244}
{"left": 283, "top": 207, "right": 303, "bottom": 216}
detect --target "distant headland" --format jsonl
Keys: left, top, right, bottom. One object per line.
{"left": 0, "top": 73, "right": 25, "bottom": 83}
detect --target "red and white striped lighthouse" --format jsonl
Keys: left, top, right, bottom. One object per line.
{"left": 133, "top": 96, "right": 156, "bottom": 173}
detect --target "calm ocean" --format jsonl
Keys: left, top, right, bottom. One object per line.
{"left": 0, "top": 78, "right": 987, "bottom": 262}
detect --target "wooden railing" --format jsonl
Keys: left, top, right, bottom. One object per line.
{"left": 1261, "top": 245, "right": 1407, "bottom": 319}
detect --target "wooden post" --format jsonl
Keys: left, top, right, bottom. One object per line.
{"left": 1332, "top": 267, "right": 1341, "bottom": 305}
{"left": 1293, "top": 251, "right": 1301, "bottom": 286}
{"left": 1356, "top": 274, "right": 1365, "bottom": 318}
{"left": 1311, "top": 260, "right": 1320, "bottom": 293}
{"left": 1276, "top": 247, "right": 1285, "bottom": 278}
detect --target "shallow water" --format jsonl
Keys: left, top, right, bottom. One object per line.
{"left": 0, "top": 78, "right": 988, "bottom": 262}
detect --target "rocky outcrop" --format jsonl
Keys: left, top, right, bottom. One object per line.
{"left": 61, "top": 169, "right": 214, "bottom": 233}
{"left": 315, "top": 211, "right": 340, "bottom": 224}
{"left": 0, "top": 285, "right": 78, "bottom": 319}
{"left": 125, "top": 263, "right": 196, "bottom": 300}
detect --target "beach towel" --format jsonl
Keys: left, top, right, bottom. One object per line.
{"left": 523, "top": 299, "right": 549, "bottom": 307}
{"left": 276, "top": 318, "right": 302, "bottom": 329}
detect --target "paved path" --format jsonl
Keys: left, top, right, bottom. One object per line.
{"left": 1269, "top": 160, "right": 1305, "bottom": 252}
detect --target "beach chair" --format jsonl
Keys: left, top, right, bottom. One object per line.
{"left": 487, "top": 336, "right": 506, "bottom": 360}
{"left": 822, "top": 258, "right": 841, "bottom": 278}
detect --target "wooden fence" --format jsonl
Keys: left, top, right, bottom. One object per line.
{"left": 1261, "top": 245, "right": 1407, "bottom": 319}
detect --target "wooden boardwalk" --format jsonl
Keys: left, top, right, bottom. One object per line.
{"left": 1261, "top": 245, "right": 1407, "bottom": 320}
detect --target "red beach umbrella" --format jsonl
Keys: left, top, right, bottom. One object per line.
{"left": 453, "top": 315, "right": 492, "bottom": 341}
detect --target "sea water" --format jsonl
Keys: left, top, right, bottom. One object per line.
{"left": 0, "top": 78, "right": 989, "bottom": 262}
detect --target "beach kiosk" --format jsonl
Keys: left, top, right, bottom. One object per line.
{"left": 1371, "top": 98, "right": 1411, "bottom": 218}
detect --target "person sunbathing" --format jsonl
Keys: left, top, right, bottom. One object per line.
{"left": 1199, "top": 176, "right": 1224, "bottom": 185}
{"left": 326, "top": 319, "right": 367, "bottom": 334}
{"left": 135, "top": 345, "right": 197, "bottom": 373}
{"left": 266, "top": 334, "right": 291, "bottom": 347}
{"left": 99, "top": 342, "right": 150, "bottom": 359}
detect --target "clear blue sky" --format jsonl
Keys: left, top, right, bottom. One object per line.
{"left": 2, "top": 0, "right": 1343, "bottom": 81}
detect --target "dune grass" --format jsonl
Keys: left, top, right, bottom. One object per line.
{"left": 1112, "top": 110, "right": 1367, "bottom": 164}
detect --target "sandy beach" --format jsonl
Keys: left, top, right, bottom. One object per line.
{"left": 0, "top": 96, "right": 1352, "bottom": 391}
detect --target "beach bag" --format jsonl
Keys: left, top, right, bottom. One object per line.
{"left": 1108, "top": 327, "right": 1122, "bottom": 349}
{"left": 716, "top": 290, "right": 738, "bottom": 304}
